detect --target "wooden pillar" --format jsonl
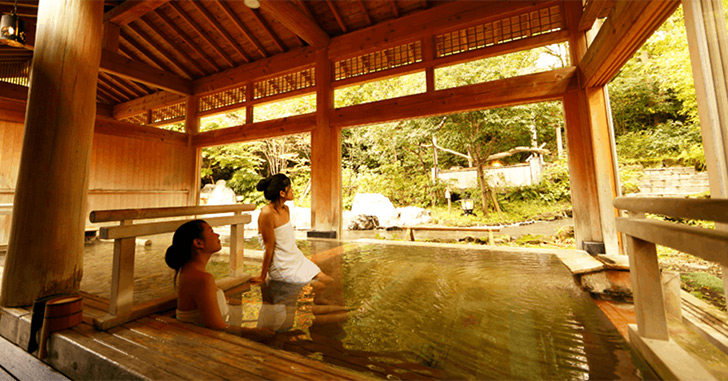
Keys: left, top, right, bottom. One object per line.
{"left": 0, "top": 0, "right": 104, "bottom": 306}
{"left": 309, "top": 48, "right": 341, "bottom": 238}
{"left": 683, "top": 0, "right": 728, "bottom": 301}
{"left": 562, "top": 1, "right": 603, "bottom": 250}
{"left": 586, "top": 87, "right": 621, "bottom": 255}
{"left": 185, "top": 95, "right": 201, "bottom": 206}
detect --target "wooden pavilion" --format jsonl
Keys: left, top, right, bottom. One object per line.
{"left": 0, "top": 0, "right": 727, "bottom": 379}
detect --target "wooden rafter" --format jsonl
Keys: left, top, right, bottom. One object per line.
{"left": 293, "top": 0, "right": 316, "bottom": 20}
{"left": 325, "top": 0, "right": 347, "bottom": 33}
{"left": 104, "top": 0, "right": 169, "bottom": 26}
{"left": 356, "top": 0, "right": 371, "bottom": 26}
{"left": 244, "top": 7, "right": 286, "bottom": 53}
{"left": 99, "top": 72, "right": 143, "bottom": 99}
{"left": 154, "top": 9, "right": 221, "bottom": 72}
{"left": 261, "top": 0, "right": 330, "bottom": 49}
{"left": 135, "top": 17, "right": 208, "bottom": 77}
{"left": 123, "top": 26, "right": 196, "bottom": 79}
{"left": 579, "top": 0, "right": 616, "bottom": 31}
{"left": 188, "top": 1, "right": 252, "bottom": 63}
{"left": 216, "top": 0, "right": 269, "bottom": 59}
{"left": 120, "top": 31, "right": 177, "bottom": 75}
{"left": 579, "top": 0, "right": 679, "bottom": 87}
{"left": 100, "top": 49, "right": 193, "bottom": 95}
{"left": 168, "top": 1, "right": 235, "bottom": 68}
{"left": 388, "top": 0, "right": 399, "bottom": 17}
{"left": 97, "top": 81, "right": 125, "bottom": 103}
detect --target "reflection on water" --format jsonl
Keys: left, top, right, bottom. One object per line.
{"left": 230, "top": 243, "right": 654, "bottom": 380}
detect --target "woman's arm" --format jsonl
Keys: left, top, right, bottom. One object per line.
{"left": 251, "top": 209, "right": 276, "bottom": 285}
{"left": 193, "top": 273, "right": 229, "bottom": 330}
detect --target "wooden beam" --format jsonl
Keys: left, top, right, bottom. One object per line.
{"left": 193, "top": 46, "right": 316, "bottom": 95}
{"left": 104, "top": 0, "right": 169, "bottom": 26}
{"left": 260, "top": 0, "right": 330, "bottom": 49}
{"left": 356, "top": 0, "right": 371, "bottom": 26}
{"left": 579, "top": 0, "right": 679, "bottom": 88}
{"left": 188, "top": 1, "right": 252, "bottom": 63}
{"left": 125, "top": 22, "right": 199, "bottom": 78}
{"left": 192, "top": 113, "right": 316, "bottom": 147}
{"left": 331, "top": 67, "right": 576, "bottom": 129}
{"left": 135, "top": 16, "right": 207, "bottom": 76}
{"left": 329, "top": 0, "right": 554, "bottom": 59}
{"left": 0, "top": 98, "right": 25, "bottom": 122}
{"left": 154, "top": 9, "right": 221, "bottom": 72}
{"left": 113, "top": 91, "right": 185, "bottom": 119}
{"left": 95, "top": 116, "right": 188, "bottom": 145}
{"left": 100, "top": 49, "right": 192, "bottom": 95}
{"left": 216, "top": 0, "right": 268, "bottom": 59}
{"left": 325, "top": 0, "right": 347, "bottom": 33}
{"left": 168, "top": 1, "right": 235, "bottom": 68}
{"left": 0, "top": 81, "right": 28, "bottom": 102}
{"left": 579, "top": 0, "right": 616, "bottom": 31}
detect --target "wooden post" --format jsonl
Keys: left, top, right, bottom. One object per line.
{"left": 586, "top": 87, "right": 621, "bottom": 255}
{"left": 185, "top": 95, "right": 201, "bottom": 206}
{"left": 229, "top": 212, "right": 244, "bottom": 277}
{"left": 561, "top": 1, "right": 603, "bottom": 250}
{"left": 0, "top": 0, "right": 104, "bottom": 307}
{"left": 110, "top": 221, "right": 135, "bottom": 315}
{"left": 625, "top": 234, "right": 669, "bottom": 340}
{"left": 683, "top": 0, "right": 728, "bottom": 304}
{"left": 310, "top": 48, "right": 341, "bottom": 237}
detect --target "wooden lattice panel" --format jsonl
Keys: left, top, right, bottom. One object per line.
{"left": 436, "top": 5, "right": 563, "bottom": 58}
{"left": 254, "top": 68, "right": 315, "bottom": 100}
{"left": 335, "top": 41, "right": 422, "bottom": 81}
{"left": 199, "top": 85, "right": 246, "bottom": 113}
{"left": 151, "top": 101, "right": 186, "bottom": 124}
{"left": 0, "top": 60, "right": 30, "bottom": 86}
{"left": 121, "top": 113, "right": 147, "bottom": 125}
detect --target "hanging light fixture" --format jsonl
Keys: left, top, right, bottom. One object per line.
{"left": 244, "top": 0, "right": 261, "bottom": 9}
{"left": 0, "top": 0, "right": 25, "bottom": 48}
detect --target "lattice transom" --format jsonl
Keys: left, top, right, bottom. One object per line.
{"left": 335, "top": 41, "right": 422, "bottom": 81}
{"left": 253, "top": 68, "right": 315, "bottom": 100}
{"left": 199, "top": 85, "right": 247, "bottom": 113}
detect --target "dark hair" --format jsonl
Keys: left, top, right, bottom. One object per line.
{"left": 256, "top": 173, "right": 291, "bottom": 202}
{"left": 165, "top": 219, "right": 206, "bottom": 285}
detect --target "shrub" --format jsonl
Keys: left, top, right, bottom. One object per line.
{"left": 502, "top": 160, "right": 571, "bottom": 203}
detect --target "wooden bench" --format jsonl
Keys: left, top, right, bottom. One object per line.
{"left": 404, "top": 225, "right": 501, "bottom": 244}
{"left": 614, "top": 196, "right": 728, "bottom": 380}
{"left": 88, "top": 204, "right": 256, "bottom": 330}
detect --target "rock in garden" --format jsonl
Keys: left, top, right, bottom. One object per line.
{"left": 348, "top": 215, "right": 380, "bottom": 230}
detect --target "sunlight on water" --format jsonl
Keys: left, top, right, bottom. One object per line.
{"left": 234, "top": 243, "right": 653, "bottom": 380}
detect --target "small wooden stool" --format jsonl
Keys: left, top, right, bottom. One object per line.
{"left": 36, "top": 295, "right": 83, "bottom": 359}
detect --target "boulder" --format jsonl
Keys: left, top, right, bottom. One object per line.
{"left": 350, "top": 193, "right": 399, "bottom": 227}
{"left": 348, "top": 215, "right": 380, "bottom": 230}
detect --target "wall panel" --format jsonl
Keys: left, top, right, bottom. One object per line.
{"left": 0, "top": 120, "right": 194, "bottom": 243}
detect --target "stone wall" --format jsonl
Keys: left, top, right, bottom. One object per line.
{"left": 636, "top": 167, "right": 710, "bottom": 196}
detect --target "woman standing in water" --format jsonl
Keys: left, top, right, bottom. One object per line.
{"left": 251, "top": 173, "right": 332, "bottom": 286}
{"left": 165, "top": 220, "right": 271, "bottom": 339}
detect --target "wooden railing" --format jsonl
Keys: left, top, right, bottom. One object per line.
{"left": 614, "top": 197, "right": 728, "bottom": 380}
{"left": 88, "top": 204, "right": 255, "bottom": 330}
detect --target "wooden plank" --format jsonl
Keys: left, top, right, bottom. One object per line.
{"left": 94, "top": 116, "right": 188, "bottom": 145}
{"left": 627, "top": 325, "right": 718, "bottom": 381}
{"left": 616, "top": 217, "right": 728, "bottom": 267}
{"left": 331, "top": 67, "right": 576, "bottom": 129}
{"left": 192, "top": 113, "right": 316, "bottom": 147}
{"left": 100, "top": 214, "right": 251, "bottom": 240}
{"left": 90, "top": 203, "right": 255, "bottom": 222}
{"left": 0, "top": 335, "right": 68, "bottom": 380}
{"left": 261, "top": 0, "right": 330, "bottom": 49}
{"left": 579, "top": 0, "right": 679, "bottom": 87}
{"left": 625, "top": 235, "right": 669, "bottom": 340}
{"left": 0, "top": 99, "right": 25, "bottom": 123}
{"left": 150, "top": 315, "right": 370, "bottom": 380}
{"left": 100, "top": 49, "right": 192, "bottom": 95}
{"left": 0, "top": 81, "right": 27, "bottom": 102}
{"left": 552, "top": 249, "right": 604, "bottom": 275}
{"left": 104, "top": 0, "right": 169, "bottom": 26}
{"left": 229, "top": 215, "right": 244, "bottom": 277}
{"left": 614, "top": 197, "right": 728, "bottom": 223}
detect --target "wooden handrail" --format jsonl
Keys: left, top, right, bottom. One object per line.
{"left": 614, "top": 197, "right": 728, "bottom": 223}
{"left": 89, "top": 203, "right": 256, "bottom": 222}
{"left": 614, "top": 196, "right": 728, "bottom": 377}
{"left": 89, "top": 204, "right": 255, "bottom": 330}
{"left": 0, "top": 203, "right": 11, "bottom": 216}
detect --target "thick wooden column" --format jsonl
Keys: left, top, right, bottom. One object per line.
{"left": 586, "top": 87, "right": 621, "bottom": 255}
{"left": 562, "top": 1, "right": 604, "bottom": 251}
{"left": 683, "top": 0, "right": 728, "bottom": 300}
{"left": 309, "top": 48, "right": 341, "bottom": 238}
{"left": 1, "top": 0, "right": 104, "bottom": 306}
{"left": 185, "top": 95, "right": 201, "bottom": 206}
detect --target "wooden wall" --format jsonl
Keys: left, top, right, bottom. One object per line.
{"left": 0, "top": 119, "right": 194, "bottom": 243}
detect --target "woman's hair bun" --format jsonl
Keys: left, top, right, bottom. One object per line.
{"left": 165, "top": 244, "right": 186, "bottom": 270}
{"left": 256, "top": 177, "right": 271, "bottom": 192}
